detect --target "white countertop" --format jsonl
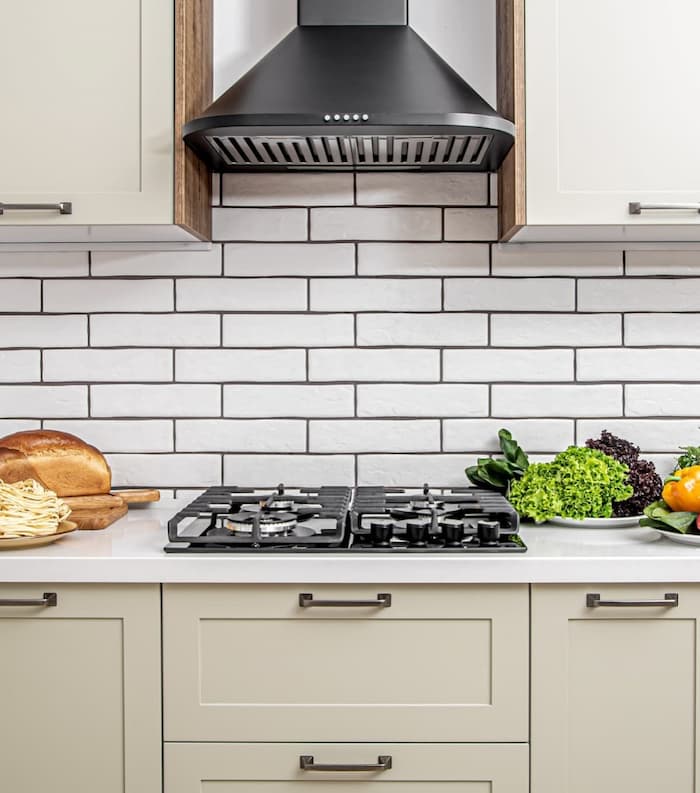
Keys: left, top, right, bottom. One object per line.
{"left": 1, "top": 500, "right": 699, "bottom": 584}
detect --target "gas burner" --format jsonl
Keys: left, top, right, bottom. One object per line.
{"left": 224, "top": 509, "right": 299, "bottom": 536}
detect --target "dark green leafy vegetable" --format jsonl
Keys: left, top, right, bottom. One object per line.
{"left": 676, "top": 445, "right": 700, "bottom": 470}
{"left": 640, "top": 500, "right": 698, "bottom": 533}
{"left": 508, "top": 446, "right": 633, "bottom": 522}
{"left": 466, "top": 429, "right": 529, "bottom": 494}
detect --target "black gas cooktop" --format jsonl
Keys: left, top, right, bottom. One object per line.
{"left": 165, "top": 484, "right": 525, "bottom": 554}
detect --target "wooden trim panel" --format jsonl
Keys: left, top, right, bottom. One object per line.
{"left": 175, "top": 0, "right": 213, "bottom": 241}
{"left": 497, "top": 0, "right": 526, "bottom": 241}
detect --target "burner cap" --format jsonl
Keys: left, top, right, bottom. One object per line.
{"left": 225, "top": 509, "right": 298, "bottom": 535}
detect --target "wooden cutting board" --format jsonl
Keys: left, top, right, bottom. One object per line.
{"left": 63, "top": 489, "right": 160, "bottom": 531}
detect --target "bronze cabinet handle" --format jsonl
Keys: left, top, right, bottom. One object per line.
{"left": 300, "top": 755, "right": 392, "bottom": 772}
{"left": 0, "top": 592, "right": 58, "bottom": 607}
{"left": 586, "top": 592, "right": 678, "bottom": 608}
{"left": 298, "top": 592, "right": 392, "bottom": 608}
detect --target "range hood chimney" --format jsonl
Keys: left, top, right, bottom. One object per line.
{"left": 184, "top": 0, "right": 515, "bottom": 172}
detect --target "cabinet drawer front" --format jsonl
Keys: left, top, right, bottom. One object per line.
{"left": 532, "top": 583, "right": 700, "bottom": 793}
{"left": 163, "top": 584, "right": 529, "bottom": 742}
{"left": 0, "top": 583, "right": 161, "bottom": 793}
{"left": 165, "top": 743, "right": 529, "bottom": 792}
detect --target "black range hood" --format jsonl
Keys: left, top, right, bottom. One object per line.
{"left": 184, "top": 0, "right": 515, "bottom": 172}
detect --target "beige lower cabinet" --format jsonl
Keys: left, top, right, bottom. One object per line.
{"left": 0, "top": 583, "right": 162, "bottom": 793}
{"left": 532, "top": 583, "right": 700, "bottom": 793}
{"left": 164, "top": 742, "right": 529, "bottom": 792}
{"left": 162, "top": 584, "right": 529, "bottom": 742}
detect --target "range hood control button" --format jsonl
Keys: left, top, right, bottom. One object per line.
{"left": 333, "top": 114, "right": 341, "bottom": 121}
{"left": 352, "top": 113, "right": 360, "bottom": 121}
{"left": 362, "top": 114, "right": 369, "bottom": 121}
{"left": 324, "top": 114, "right": 331, "bottom": 122}
{"left": 343, "top": 114, "right": 351, "bottom": 121}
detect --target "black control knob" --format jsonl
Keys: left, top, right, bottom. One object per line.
{"left": 370, "top": 522, "right": 394, "bottom": 547}
{"left": 442, "top": 522, "right": 465, "bottom": 547}
{"left": 477, "top": 520, "right": 501, "bottom": 547}
{"left": 406, "top": 521, "right": 429, "bottom": 547}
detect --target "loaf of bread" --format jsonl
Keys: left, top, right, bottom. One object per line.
{"left": 0, "top": 430, "right": 111, "bottom": 497}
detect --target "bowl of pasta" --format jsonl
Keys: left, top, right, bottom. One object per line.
{"left": 0, "top": 479, "right": 76, "bottom": 549}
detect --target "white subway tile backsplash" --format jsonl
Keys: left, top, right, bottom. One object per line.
{"left": 91, "top": 385, "right": 220, "bottom": 417}
{"left": 309, "top": 419, "right": 440, "bottom": 453}
{"left": 224, "top": 455, "right": 355, "bottom": 487}
{"left": 43, "top": 349, "right": 172, "bottom": 383}
{"left": 107, "top": 454, "right": 221, "bottom": 488}
{"left": 90, "top": 314, "right": 220, "bottom": 347}
{"left": 222, "top": 173, "right": 353, "bottom": 206}
{"left": 0, "top": 420, "right": 41, "bottom": 436}
{"left": 0, "top": 315, "right": 86, "bottom": 348}
{"left": 492, "top": 246, "right": 623, "bottom": 276}
{"left": 0, "top": 252, "right": 88, "bottom": 277}
{"left": 0, "top": 280, "right": 41, "bottom": 312}
{"left": 177, "top": 278, "right": 307, "bottom": 311}
{"left": 310, "top": 207, "right": 441, "bottom": 241}
{"left": 223, "top": 314, "right": 354, "bottom": 347}
{"left": 491, "top": 313, "right": 621, "bottom": 347}
{"left": 624, "top": 313, "right": 700, "bottom": 346}
{"left": 212, "top": 208, "right": 308, "bottom": 241}
{"left": 45, "top": 420, "right": 173, "bottom": 452}
{"left": 311, "top": 278, "right": 441, "bottom": 311}
{"left": 176, "top": 349, "right": 306, "bottom": 382}
{"left": 176, "top": 419, "right": 306, "bottom": 452}
{"left": 358, "top": 455, "right": 477, "bottom": 487}
{"left": 444, "top": 208, "right": 498, "bottom": 241}
{"left": 444, "top": 349, "right": 574, "bottom": 382}
{"left": 625, "top": 251, "right": 700, "bottom": 276}
{"left": 356, "top": 173, "right": 488, "bottom": 206}
{"left": 224, "top": 243, "right": 355, "bottom": 276}
{"left": 445, "top": 278, "right": 575, "bottom": 311}
{"left": 625, "top": 384, "right": 700, "bottom": 416}
{"left": 443, "top": 419, "right": 574, "bottom": 452}
{"left": 0, "top": 385, "right": 87, "bottom": 417}
{"left": 358, "top": 243, "right": 489, "bottom": 275}
{"left": 91, "top": 247, "right": 222, "bottom": 276}
{"left": 44, "top": 279, "right": 173, "bottom": 312}
{"left": 357, "top": 384, "right": 488, "bottom": 417}
{"left": 0, "top": 351, "right": 40, "bottom": 382}
{"left": 309, "top": 349, "right": 440, "bottom": 382}
{"left": 492, "top": 385, "right": 622, "bottom": 417}
{"left": 576, "top": 419, "right": 700, "bottom": 453}
{"left": 224, "top": 385, "right": 354, "bottom": 418}
{"left": 357, "top": 313, "right": 487, "bottom": 347}
{"left": 578, "top": 278, "right": 700, "bottom": 311}
{"left": 577, "top": 348, "right": 700, "bottom": 382}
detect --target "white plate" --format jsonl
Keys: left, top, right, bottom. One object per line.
{"left": 549, "top": 515, "right": 641, "bottom": 529}
{"left": 652, "top": 527, "right": 700, "bottom": 546}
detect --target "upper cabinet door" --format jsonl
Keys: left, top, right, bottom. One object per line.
{"left": 0, "top": 0, "right": 173, "bottom": 227}
{"left": 526, "top": 0, "right": 700, "bottom": 227}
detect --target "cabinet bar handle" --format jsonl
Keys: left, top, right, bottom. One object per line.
{"left": 300, "top": 755, "right": 392, "bottom": 772}
{"left": 0, "top": 592, "right": 58, "bottom": 607}
{"left": 586, "top": 592, "right": 678, "bottom": 608}
{"left": 298, "top": 592, "right": 392, "bottom": 608}
{"left": 629, "top": 202, "right": 700, "bottom": 215}
{"left": 0, "top": 202, "right": 72, "bottom": 215}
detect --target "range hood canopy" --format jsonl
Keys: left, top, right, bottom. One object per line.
{"left": 184, "top": 0, "right": 515, "bottom": 172}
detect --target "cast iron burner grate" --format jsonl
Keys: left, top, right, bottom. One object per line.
{"left": 164, "top": 484, "right": 525, "bottom": 554}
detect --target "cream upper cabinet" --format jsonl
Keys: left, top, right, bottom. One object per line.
{"left": 0, "top": 0, "right": 211, "bottom": 246}
{"left": 531, "top": 584, "right": 700, "bottom": 793}
{"left": 163, "top": 583, "right": 529, "bottom": 743}
{"left": 499, "top": 0, "right": 700, "bottom": 243}
{"left": 0, "top": 583, "right": 162, "bottom": 793}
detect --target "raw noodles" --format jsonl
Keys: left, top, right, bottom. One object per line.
{"left": 0, "top": 479, "right": 72, "bottom": 538}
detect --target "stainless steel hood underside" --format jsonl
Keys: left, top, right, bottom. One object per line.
{"left": 184, "top": 0, "right": 515, "bottom": 172}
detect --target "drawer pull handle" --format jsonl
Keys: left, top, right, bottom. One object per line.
{"left": 300, "top": 755, "right": 392, "bottom": 772}
{"left": 0, "top": 592, "right": 58, "bottom": 607}
{"left": 0, "top": 202, "right": 72, "bottom": 215}
{"left": 586, "top": 592, "right": 679, "bottom": 608}
{"left": 298, "top": 592, "right": 392, "bottom": 608}
{"left": 629, "top": 202, "right": 700, "bottom": 215}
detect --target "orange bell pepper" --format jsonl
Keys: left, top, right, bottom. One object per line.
{"left": 662, "top": 466, "right": 700, "bottom": 512}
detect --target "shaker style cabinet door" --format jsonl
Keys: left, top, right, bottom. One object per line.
{"left": 0, "top": 0, "right": 173, "bottom": 228}
{"left": 525, "top": 0, "right": 700, "bottom": 229}
{"left": 0, "top": 583, "right": 162, "bottom": 793}
{"left": 531, "top": 584, "right": 700, "bottom": 793}
{"left": 163, "top": 584, "right": 529, "bottom": 742}
{"left": 165, "top": 743, "right": 529, "bottom": 793}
